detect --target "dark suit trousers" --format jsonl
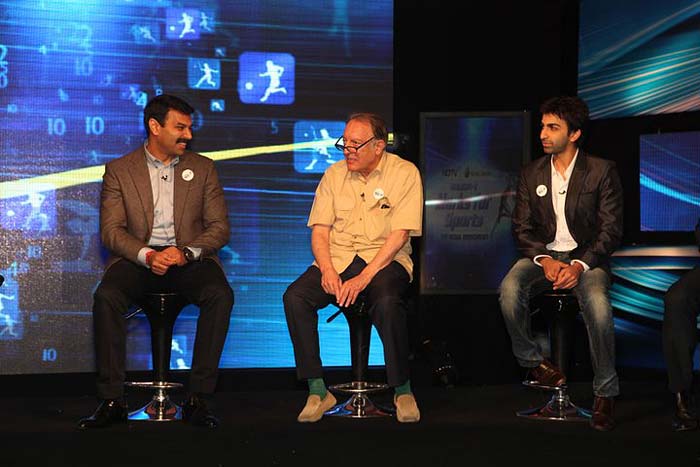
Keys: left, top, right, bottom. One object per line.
{"left": 283, "top": 256, "right": 411, "bottom": 387}
{"left": 92, "top": 258, "right": 234, "bottom": 399}
{"left": 663, "top": 266, "right": 700, "bottom": 393}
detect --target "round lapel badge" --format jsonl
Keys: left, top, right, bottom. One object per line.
{"left": 536, "top": 184, "right": 548, "bottom": 197}
{"left": 182, "top": 169, "right": 194, "bottom": 181}
{"left": 373, "top": 188, "right": 385, "bottom": 200}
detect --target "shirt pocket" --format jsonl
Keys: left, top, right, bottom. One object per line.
{"left": 333, "top": 196, "right": 355, "bottom": 233}
{"left": 366, "top": 197, "right": 392, "bottom": 241}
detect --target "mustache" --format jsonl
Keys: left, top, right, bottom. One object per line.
{"left": 176, "top": 138, "right": 190, "bottom": 144}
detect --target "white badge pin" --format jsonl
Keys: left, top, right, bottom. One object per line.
{"left": 536, "top": 184, "right": 548, "bottom": 197}
{"left": 373, "top": 188, "right": 385, "bottom": 200}
{"left": 182, "top": 169, "right": 194, "bottom": 181}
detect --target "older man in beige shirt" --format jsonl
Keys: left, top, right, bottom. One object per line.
{"left": 283, "top": 113, "right": 423, "bottom": 423}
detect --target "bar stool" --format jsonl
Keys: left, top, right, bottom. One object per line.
{"left": 516, "top": 289, "right": 591, "bottom": 422}
{"left": 125, "top": 292, "right": 189, "bottom": 422}
{"left": 324, "top": 300, "right": 394, "bottom": 418}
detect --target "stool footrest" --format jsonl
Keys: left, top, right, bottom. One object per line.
{"left": 521, "top": 380, "right": 567, "bottom": 391}
{"left": 328, "top": 381, "right": 389, "bottom": 395}
{"left": 125, "top": 381, "right": 183, "bottom": 390}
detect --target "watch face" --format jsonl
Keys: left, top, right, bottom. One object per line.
{"left": 184, "top": 248, "right": 194, "bottom": 261}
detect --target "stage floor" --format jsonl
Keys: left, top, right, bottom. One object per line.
{"left": 0, "top": 379, "right": 696, "bottom": 466}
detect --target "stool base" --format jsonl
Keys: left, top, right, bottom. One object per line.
{"left": 327, "top": 381, "right": 394, "bottom": 418}
{"left": 517, "top": 387, "right": 591, "bottom": 422}
{"left": 126, "top": 381, "right": 183, "bottom": 422}
{"left": 326, "top": 393, "right": 395, "bottom": 418}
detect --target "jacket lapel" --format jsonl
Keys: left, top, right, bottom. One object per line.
{"left": 537, "top": 156, "right": 555, "bottom": 223}
{"left": 173, "top": 153, "right": 191, "bottom": 239}
{"left": 565, "top": 152, "right": 587, "bottom": 227}
{"left": 127, "top": 149, "right": 154, "bottom": 235}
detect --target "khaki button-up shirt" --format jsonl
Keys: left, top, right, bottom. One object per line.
{"left": 307, "top": 151, "right": 423, "bottom": 279}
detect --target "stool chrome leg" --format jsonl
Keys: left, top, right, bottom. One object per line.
{"left": 517, "top": 385, "right": 591, "bottom": 422}
{"left": 326, "top": 381, "right": 395, "bottom": 418}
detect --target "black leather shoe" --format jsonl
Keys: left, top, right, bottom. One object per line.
{"left": 182, "top": 394, "right": 219, "bottom": 428}
{"left": 672, "top": 391, "right": 698, "bottom": 432}
{"left": 77, "top": 399, "right": 127, "bottom": 430}
{"left": 590, "top": 396, "right": 615, "bottom": 431}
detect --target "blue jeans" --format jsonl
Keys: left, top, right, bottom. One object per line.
{"left": 498, "top": 254, "right": 619, "bottom": 397}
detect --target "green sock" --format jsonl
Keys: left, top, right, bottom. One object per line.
{"left": 394, "top": 380, "right": 412, "bottom": 396}
{"left": 308, "top": 378, "right": 327, "bottom": 398}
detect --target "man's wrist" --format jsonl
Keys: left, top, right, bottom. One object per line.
{"left": 180, "top": 246, "right": 196, "bottom": 263}
{"left": 145, "top": 250, "right": 155, "bottom": 267}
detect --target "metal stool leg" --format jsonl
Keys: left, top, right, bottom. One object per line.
{"left": 326, "top": 303, "right": 394, "bottom": 418}
{"left": 517, "top": 291, "right": 591, "bottom": 422}
{"left": 127, "top": 293, "right": 186, "bottom": 422}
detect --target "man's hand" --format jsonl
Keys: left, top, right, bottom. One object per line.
{"left": 336, "top": 272, "right": 372, "bottom": 308}
{"left": 552, "top": 262, "right": 584, "bottom": 290}
{"left": 148, "top": 247, "right": 183, "bottom": 275}
{"left": 540, "top": 257, "right": 568, "bottom": 282}
{"left": 320, "top": 267, "right": 342, "bottom": 298}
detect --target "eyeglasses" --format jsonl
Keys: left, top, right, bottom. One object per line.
{"left": 334, "top": 136, "right": 375, "bottom": 153}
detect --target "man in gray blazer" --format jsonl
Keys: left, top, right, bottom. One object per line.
{"left": 78, "top": 94, "right": 233, "bottom": 429}
{"left": 499, "top": 96, "right": 623, "bottom": 431}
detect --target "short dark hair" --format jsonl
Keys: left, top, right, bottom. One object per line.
{"left": 540, "top": 96, "right": 589, "bottom": 146}
{"left": 347, "top": 112, "right": 388, "bottom": 143}
{"left": 143, "top": 94, "right": 194, "bottom": 134}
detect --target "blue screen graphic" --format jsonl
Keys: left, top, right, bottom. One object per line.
{"left": 640, "top": 131, "right": 700, "bottom": 232}
{"left": 0, "top": 0, "right": 393, "bottom": 375}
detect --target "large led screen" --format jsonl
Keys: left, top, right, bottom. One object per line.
{"left": 579, "top": 0, "right": 700, "bottom": 119}
{"left": 0, "top": 0, "right": 393, "bottom": 374}
{"left": 640, "top": 130, "right": 700, "bottom": 232}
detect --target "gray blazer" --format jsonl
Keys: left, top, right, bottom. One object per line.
{"left": 99, "top": 146, "right": 230, "bottom": 270}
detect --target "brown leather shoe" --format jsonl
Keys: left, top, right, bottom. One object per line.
{"left": 590, "top": 396, "right": 615, "bottom": 431}
{"left": 527, "top": 359, "right": 566, "bottom": 387}
{"left": 672, "top": 391, "right": 697, "bottom": 432}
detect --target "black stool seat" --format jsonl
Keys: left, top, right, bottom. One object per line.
{"left": 325, "top": 300, "right": 394, "bottom": 418}
{"left": 125, "top": 292, "right": 188, "bottom": 422}
{"left": 517, "top": 289, "right": 591, "bottom": 422}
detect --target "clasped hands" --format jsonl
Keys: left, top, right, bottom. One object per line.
{"left": 148, "top": 246, "right": 186, "bottom": 276}
{"left": 320, "top": 268, "right": 371, "bottom": 308}
{"left": 540, "top": 257, "right": 583, "bottom": 290}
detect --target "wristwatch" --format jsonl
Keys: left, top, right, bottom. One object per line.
{"left": 181, "top": 246, "right": 196, "bottom": 263}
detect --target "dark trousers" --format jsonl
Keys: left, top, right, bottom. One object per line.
{"left": 92, "top": 258, "right": 234, "bottom": 399}
{"left": 283, "top": 256, "right": 411, "bottom": 387}
{"left": 663, "top": 266, "right": 700, "bottom": 393}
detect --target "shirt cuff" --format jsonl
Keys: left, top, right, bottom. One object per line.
{"left": 138, "top": 247, "right": 155, "bottom": 268}
{"left": 188, "top": 246, "right": 202, "bottom": 260}
{"left": 533, "top": 254, "right": 552, "bottom": 267}
{"left": 571, "top": 259, "right": 590, "bottom": 272}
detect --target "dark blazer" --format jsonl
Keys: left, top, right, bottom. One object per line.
{"left": 99, "top": 146, "right": 230, "bottom": 270}
{"left": 512, "top": 151, "right": 623, "bottom": 271}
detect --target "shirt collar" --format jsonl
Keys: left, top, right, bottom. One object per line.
{"left": 550, "top": 148, "right": 578, "bottom": 181}
{"left": 144, "top": 141, "right": 180, "bottom": 168}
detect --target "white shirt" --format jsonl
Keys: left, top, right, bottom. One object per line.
{"left": 534, "top": 149, "right": 589, "bottom": 271}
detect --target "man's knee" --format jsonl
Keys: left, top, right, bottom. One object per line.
{"left": 498, "top": 272, "right": 523, "bottom": 312}
{"left": 283, "top": 282, "right": 304, "bottom": 310}
{"left": 93, "top": 283, "right": 126, "bottom": 310}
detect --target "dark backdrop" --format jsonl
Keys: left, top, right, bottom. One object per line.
{"left": 392, "top": 0, "right": 596, "bottom": 386}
